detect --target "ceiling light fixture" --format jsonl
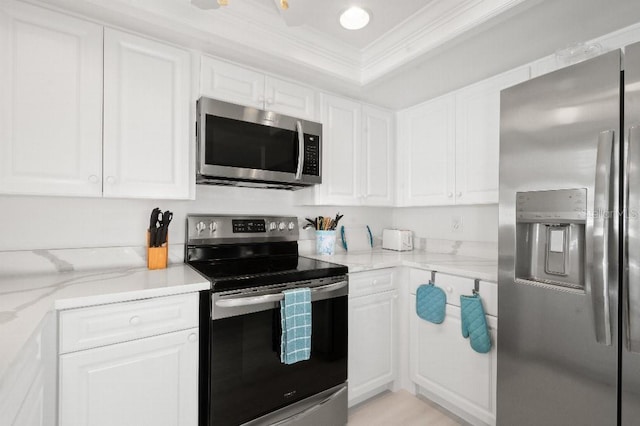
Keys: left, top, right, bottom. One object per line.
{"left": 339, "top": 7, "right": 370, "bottom": 30}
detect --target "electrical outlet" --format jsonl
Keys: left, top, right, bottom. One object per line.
{"left": 451, "top": 215, "right": 463, "bottom": 233}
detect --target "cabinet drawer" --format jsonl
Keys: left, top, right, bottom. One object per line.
{"left": 349, "top": 269, "right": 395, "bottom": 297}
{"left": 410, "top": 269, "right": 497, "bottom": 317}
{"left": 59, "top": 293, "right": 199, "bottom": 354}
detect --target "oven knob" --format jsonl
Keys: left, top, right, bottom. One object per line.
{"left": 209, "top": 222, "right": 217, "bottom": 233}
{"left": 278, "top": 222, "right": 286, "bottom": 231}
{"left": 269, "top": 222, "right": 277, "bottom": 232}
{"left": 288, "top": 222, "right": 295, "bottom": 231}
{"left": 195, "top": 221, "right": 206, "bottom": 234}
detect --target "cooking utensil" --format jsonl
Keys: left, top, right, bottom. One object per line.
{"left": 304, "top": 213, "right": 344, "bottom": 231}
{"left": 148, "top": 207, "right": 161, "bottom": 247}
{"left": 156, "top": 210, "right": 173, "bottom": 246}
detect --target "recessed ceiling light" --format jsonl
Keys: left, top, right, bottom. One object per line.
{"left": 340, "top": 7, "right": 370, "bottom": 30}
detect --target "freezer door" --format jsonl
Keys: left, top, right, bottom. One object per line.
{"left": 498, "top": 50, "right": 621, "bottom": 426}
{"left": 622, "top": 41, "right": 640, "bottom": 426}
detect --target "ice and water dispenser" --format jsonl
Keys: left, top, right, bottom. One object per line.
{"left": 515, "top": 189, "right": 587, "bottom": 290}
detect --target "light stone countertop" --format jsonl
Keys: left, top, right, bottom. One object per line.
{"left": 302, "top": 248, "right": 497, "bottom": 282}
{"left": 0, "top": 264, "right": 209, "bottom": 381}
{"left": 0, "top": 246, "right": 496, "bottom": 385}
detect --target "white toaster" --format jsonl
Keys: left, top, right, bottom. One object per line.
{"left": 382, "top": 229, "right": 413, "bottom": 251}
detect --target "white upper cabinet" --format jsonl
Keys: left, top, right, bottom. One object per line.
{"left": 397, "top": 94, "right": 455, "bottom": 206}
{"left": 0, "top": 1, "right": 103, "bottom": 197}
{"left": 397, "top": 66, "right": 529, "bottom": 206}
{"left": 0, "top": 2, "right": 193, "bottom": 199}
{"left": 454, "top": 66, "right": 530, "bottom": 205}
{"left": 316, "top": 93, "right": 361, "bottom": 204}
{"left": 361, "top": 105, "right": 395, "bottom": 206}
{"left": 103, "top": 29, "right": 192, "bottom": 199}
{"left": 297, "top": 94, "right": 395, "bottom": 206}
{"left": 200, "top": 56, "right": 315, "bottom": 120}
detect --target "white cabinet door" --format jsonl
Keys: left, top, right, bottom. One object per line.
{"left": 317, "top": 93, "right": 361, "bottom": 204}
{"left": 200, "top": 55, "right": 264, "bottom": 109}
{"left": 0, "top": 1, "right": 103, "bottom": 197}
{"left": 410, "top": 299, "right": 497, "bottom": 425}
{"left": 0, "top": 312, "right": 56, "bottom": 426}
{"left": 59, "top": 328, "right": 198, "bottom": 426}
{"left": 397, "top": 94, "right": 455, "bottom": 206}
{"left": 200, "top": 56, "right": 315, "bottom": 119}
{"left": 348, "top": 291, "right": 396, "bottom": 406}
{"left": 361, "top": 105, "right": 394, "bottom": 206}
{"left": 265, "top": 76, "right": 315, "bottom": 120}
{"left": 454, "top": 66, "right": 529, "bottom": 205}
{"left": 296, "top": 97, "right": 395, "bottom": 206}
{"left": 103, "top": 29, "right": 192, "bottom": 199}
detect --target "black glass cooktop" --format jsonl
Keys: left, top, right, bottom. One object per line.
{"left": 186, "top": 241, "right": 347, "bottom": 292}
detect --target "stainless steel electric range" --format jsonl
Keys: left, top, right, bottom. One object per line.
{"left": 185, "top": 215, "right": 348, "bottom": 426}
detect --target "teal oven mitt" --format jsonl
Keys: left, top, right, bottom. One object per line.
{"left": 460, "top": 294, "right": 492, "bottom": 354}
{"left": 416, "top": 283, "right": 446, "bottom": 324}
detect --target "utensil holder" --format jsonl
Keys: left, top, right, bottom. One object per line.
{"left": 147, "top": 230, "right": 168, "bottom": 270}
{"left": 316, "top": 230, "right": 336, "bottom": 255}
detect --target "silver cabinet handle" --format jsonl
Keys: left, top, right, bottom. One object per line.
{"left": 295, "top": 120, "right": 304, "bottom": 181}
{"left": 626, "top": 125, "right": 640, "bottom": 352}
{"left": 592, "top": 129, "right": 614, "bottom": 346}
{"left": 215, "top": 281, "right": 348, "bottom": 308}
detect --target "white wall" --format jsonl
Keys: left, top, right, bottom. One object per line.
{"left": 0, "top": 185, "right": 394, "bottom": 251}
{"left": 0, "top": 187, "right": 498, "bottom": 253}
{"left": 392, "top": 204, "right": 498, "bottom": 243}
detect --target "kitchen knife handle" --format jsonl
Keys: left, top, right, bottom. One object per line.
{"left": 592, "top": 129, "right": 614, "bottom": 346}
{"left": 295, "top": 120, "right": 304, "bottom": 180}
{"left": 625, "top": 125, "right": 640, "bottom": 352}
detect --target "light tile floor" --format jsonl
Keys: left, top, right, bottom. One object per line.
{"left": 348, "top": 390, "right": 467, "bottom": 426}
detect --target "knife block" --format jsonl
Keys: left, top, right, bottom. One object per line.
{"left": 147, "top": 231, "right": 168, "bottom": 270}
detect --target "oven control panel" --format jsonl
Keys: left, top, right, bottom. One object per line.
{"left": 232, "top": 219, "right": 266, "bottom": 233}
{"left": 187, "top": 215, "right": 299, "bottom": 243}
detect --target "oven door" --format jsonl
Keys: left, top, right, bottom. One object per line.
{"left": 204, "top": 279, "right": 347, "bottom": 426}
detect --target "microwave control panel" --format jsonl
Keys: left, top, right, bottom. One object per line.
{"left": 302, "top": 135, "right": 320, "bottom": 176}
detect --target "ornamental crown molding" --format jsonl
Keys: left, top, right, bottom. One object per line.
{"left": 28, "top": 0, "right": 529, "bottom": 86}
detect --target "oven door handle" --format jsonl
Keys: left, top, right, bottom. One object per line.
{"left": 215, "top": 280, "right": 348, "bottom": 308}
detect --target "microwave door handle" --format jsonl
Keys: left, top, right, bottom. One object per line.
{"left": 295, "top": 120, "right": 304, "bottom": 180}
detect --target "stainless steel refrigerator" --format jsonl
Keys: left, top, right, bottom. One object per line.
{"left": 498, "top": 42, "right": 640, "bottom": 425}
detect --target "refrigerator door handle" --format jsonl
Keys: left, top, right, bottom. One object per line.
{"left": 625, "top": 125, "right": 640, "bottom": 352}
{"left": 592, "top": 129, "right": 614, "bottom": 346}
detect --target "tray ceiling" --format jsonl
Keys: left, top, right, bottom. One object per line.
{"left": 26, "top": 0, "right": 640, "bottom": 108}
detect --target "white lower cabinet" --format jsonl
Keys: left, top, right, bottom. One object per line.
{"left": 409, "top": 269, "right": 497, "bottom": 425}
{"left": 0, "top": 313, "right": 56, "bottom": 426}
{"left": 348, "top": 269, "right": 397, "bottom": 406}
{"left": 58, "top": 293, "right": 199, "bottom": 426}
{"left": 59, "top": 328, "right": 198, "bottom": 426}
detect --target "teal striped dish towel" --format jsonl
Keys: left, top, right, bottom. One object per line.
{"left": 280, "top": 287, "right": 312, "bottom": 364}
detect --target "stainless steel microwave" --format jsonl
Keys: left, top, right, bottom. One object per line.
{"left": 196, "top": 97, "right": 322, "bottom": 190}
